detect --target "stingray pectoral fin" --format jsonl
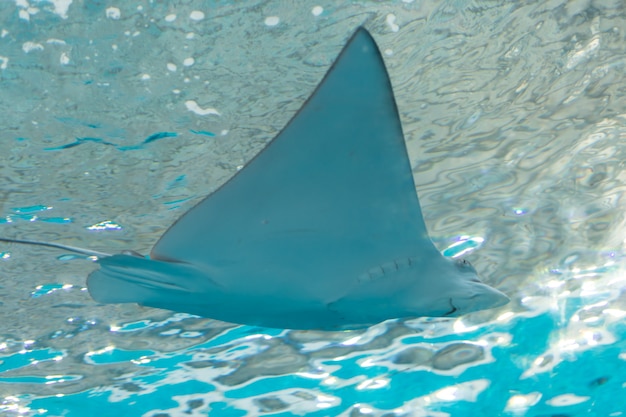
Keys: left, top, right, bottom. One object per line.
{"left": 150, "top": 28, "right": 438, "bottom": 287}
{"left": 87, "top": 254, "right": 220, "bottom": 305}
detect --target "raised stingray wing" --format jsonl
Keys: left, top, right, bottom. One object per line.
{"left": 150, "top": 28, "right": 439, "bottom": 287}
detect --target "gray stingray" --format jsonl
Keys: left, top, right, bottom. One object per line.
{"left": 0, "top": 28, "right": 508, "bottom": 330}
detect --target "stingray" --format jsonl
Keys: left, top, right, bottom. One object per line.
{"left": 0, "top": 28, "right": 508, "bottom": 330}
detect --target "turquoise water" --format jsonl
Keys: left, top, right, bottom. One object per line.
{"left": 1, "top": 1, "right": 626, "bottom": 416}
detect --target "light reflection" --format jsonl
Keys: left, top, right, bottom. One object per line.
{"left": 249, "top": 334, "right": 273, "bottom": 340}
{"left": 452, "top": 319, "right": 478, "bottom": 333}
{"left": 474, "top": 339, "right": 489, "bottom": 347}
{"left": 160, "top": 329, "right": 181, "bottom": 336}
{"left": 581, "top": 280, "right": 598, "bottom": 292}
{"left": 31, "top": 283, "right": 76, "bottom": 298}
{"left": 430, "top": 380, "right": 490, "bottom": 402}
{"left": 360, "top": 358, "right": 376, "bottom": 368}
{"left": 45, "top": 375, "right": 69, "bottom": 385}
{"left": 317, "top": 394, "right": 335, "bottom": 403}
{"left": 243, "top": 334, "right": 264, "bottom": 341}
{"left": 315, "top": 394, "right": 337, "bottom": 409}
{"left": 546, "top": 393, "right": 590, "bottom": 406}
{"left": 86, "top": 220, "right": 122, "bottom": 231}
{"left": 545, "top": 280, "right": 565, "bottom": 289}
{"left": 584, "top": 300, "right": 610, "bottom": 311}
{"left": 296, "top": 372, "right": 329, "bottom": 380}
{"left": 497, "top": 311, "right": 515, "bottom": 321}
{"left": 341, "top": 335, "right": 362, "bottom": 346}
{"left": 85, "top": 345, "right": 115, "bottom": 357}
{"left": 504, "top": 392, "right": 542, "bottom": 411}
{"left": 357, "top": 378, "right": 389, "bottom": 390}
{"left": 555, "top": 339, "right": 580, "bottom": 352}
{"left": 131, "top": 356, "right": 151, "bottom": 365}
{"left": 582, "top": 316, "right": 601, "bottom": 324}
{"left": 581, "top": 330, "right": 600, "bottom": 346}
{"left": 435, "top": 386, "right": 458, "bottom": 401}
{"left": 323, "top": 376, "right": 338, "bottom": 385}
{"left": 0, "top": 395, "right": 38, "bottom": 416}
{"left": 114, "top": 313, "right": 197, "bottom": 332}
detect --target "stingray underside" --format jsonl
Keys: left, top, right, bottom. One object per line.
{"left": 88, "top": 27, "right": 443, "bottom": 318}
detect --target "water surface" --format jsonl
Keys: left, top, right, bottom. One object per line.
{"left": 1, "top": 1, "right": 625, "bottom": 416}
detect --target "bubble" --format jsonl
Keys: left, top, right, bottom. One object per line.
{"left": 386, "top": 14, "right": 399, "bottom": 32}
{"left": 189, "top": 11, "right": 205, "bottom": 21}
{"left": 106, "top": 7, "right": 121, "bottom": 20}
{"left": 265, "top": 16, "right": 280, "bottom": 26}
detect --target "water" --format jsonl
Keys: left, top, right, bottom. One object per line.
{"left": 1, "top": 1, "right": 625, "bottom": 416}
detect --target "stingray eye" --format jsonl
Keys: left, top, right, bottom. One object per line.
{"left": 455, "top": 258, "right": 471, "bottom": 268}
{"left": 455, "top": 258, "right": 478, "bottom": 275}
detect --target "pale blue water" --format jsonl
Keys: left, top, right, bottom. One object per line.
{"left": 1, "top": 1, "right": 626, "bottom": 416}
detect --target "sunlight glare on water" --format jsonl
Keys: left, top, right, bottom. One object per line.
{"left": 0, "top": 1, "right": 625, "bottom": 416}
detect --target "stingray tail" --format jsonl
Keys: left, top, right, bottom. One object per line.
{"left": 88, "top": 254, "right": 201, "bottom": 304}
{"left": 0, "top": 237, "right": 112, "bottom": 258}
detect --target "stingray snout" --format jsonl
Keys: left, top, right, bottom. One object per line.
{"left": 470, "top": 282, "right": 510, "bottom": 312}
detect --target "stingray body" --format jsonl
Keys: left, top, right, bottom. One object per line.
{"left": 1, "top": 28, "right": 508, "bottom": 330}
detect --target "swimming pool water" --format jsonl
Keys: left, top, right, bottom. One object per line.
{"left": 1, "top": 1, "right": 625, "bottom": 416}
